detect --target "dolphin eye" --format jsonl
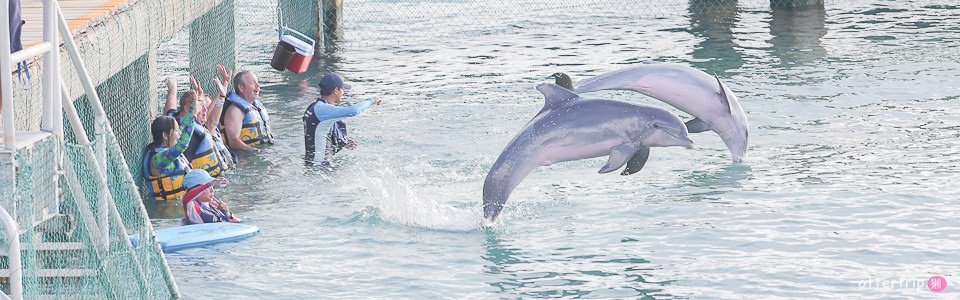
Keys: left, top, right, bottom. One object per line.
{"left": 652, "top": 124, "right": 661, "bottom": 129}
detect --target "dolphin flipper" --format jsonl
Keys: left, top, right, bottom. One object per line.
{"left": 620, "top": 146, "right": 650, "bottom": 176}
{"left": 599, "top": 144, "right": 637, "bottom": 174}
{"left": 685, "top": 118, "right": 711, "bottom": 133}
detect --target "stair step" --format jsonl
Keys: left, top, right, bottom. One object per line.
{"left": 0, "top": 242, "right": 84, "bottom": 256}
{"left": 0, "top": 268, "right": 96, "bottom": 278}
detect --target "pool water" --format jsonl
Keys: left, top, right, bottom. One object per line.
{"left": 153, "top": 1, "right": 960, "bottom": 298}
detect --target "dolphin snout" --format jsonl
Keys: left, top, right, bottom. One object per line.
{"left": 674, "top": 132, "right": 693, "bottom": 149}
{"left": 680, "top": 136, "right": 695, "bottom": 149}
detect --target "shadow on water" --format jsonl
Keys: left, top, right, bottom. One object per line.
{"left": 481, "top": 229, "right": 673, "bottom": 298}
{"left": 276, "top": 47, "right": 344, "bottom": 88}
{"left": 481, "top": 229, "right": 528, "bottom": 275}
{"left": 144, "top": 200, "right": 183, "bottom": 220}
{"left": 687, "top": 0, "right": 744, "bottom": 74}
{"left": 768, "top": 2, "right": 827, "bottom": 67}
{"left": 673, "top": 164, "right": 753, "bottom": 202}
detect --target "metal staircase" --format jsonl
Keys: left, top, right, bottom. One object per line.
{"left": 0, "top": 1, "right": 179, "bottom": 299}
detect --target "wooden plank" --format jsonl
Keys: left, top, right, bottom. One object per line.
{"left": 18, "top": 0, "right": 122, "bottom": 47}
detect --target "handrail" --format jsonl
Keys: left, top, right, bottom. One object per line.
{"left": 1, "top": 0, "right": 61, "bottom": 148}
{"left": 57, "top": 5, "right": 106, "bottom": 128}
{"left": 0, "top": 0, "right": 61, "bottom": 298}
{"left": 0, "top": 206, "right": 22, "bottom": 300}
{"left": 55, "top": 0, "right": 109, "bottom": 258}
{"left": 9, "top": 43, "right": 53, "bottom": 65}
{"left": 56, "top": 4, "right": 180, "bottom": 298}
{"left": 41, "top": 0, "right": 61, "bottom": 134}
{"left": 1, "top": 0, "right": 17, "bottom": 150}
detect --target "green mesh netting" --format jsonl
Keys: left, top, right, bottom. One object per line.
{"left": 0, "top": 130, "right": 174, "bottom": 298}
{"left": 0, "top": 0, "right": 825, "bottom": 298}
{"left": 190, "top": 0, "right": 238, "bottom": 96}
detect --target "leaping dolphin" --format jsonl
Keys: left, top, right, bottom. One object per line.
{"left": 482, "top": 83, "right": 694, "bottom": 220}
{"left": 574, "top": 62, "right": 749, "bottom": 162}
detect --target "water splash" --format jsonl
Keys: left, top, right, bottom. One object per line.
{"left": 367, "top": 169, "right": 482, "bottom": 231}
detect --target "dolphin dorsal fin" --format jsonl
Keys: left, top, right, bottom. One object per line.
{"left": 536, "top": 83, "right": 578, "bottom": 110}
{"left": 537, "top": 83, "right": 580, "bottom": 110}
{"left": 713, "top": 74, "right": 733, "bottom": 115}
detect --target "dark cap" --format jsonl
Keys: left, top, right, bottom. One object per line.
{"left": 318, "top": 72, "right": 352, "bottom": 92}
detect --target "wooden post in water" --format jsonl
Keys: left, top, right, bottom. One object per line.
{"left": 322, "top": 0, "right": 344, "bottom": 50}
{"left": 190, "top": 0, "right": 237, "bottom": 94}
{"left": 277, "top": 0, "right": 341, "bottom": 51}
{"left": 278, "top": 0, "right": 321, "bottom": 43}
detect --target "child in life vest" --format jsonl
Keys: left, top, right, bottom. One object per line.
{"left": 181, "top": 169, "right": 241, "bottom": 225}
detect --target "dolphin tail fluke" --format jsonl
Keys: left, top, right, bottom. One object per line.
{"left": 599, "top": 144, "right": 637, "bottom": 174}
{"left": 685, "top": 118, "right": 711, "bottom": 133}
{"left": 620, "top": 146, "right": 650, "bottom": 176}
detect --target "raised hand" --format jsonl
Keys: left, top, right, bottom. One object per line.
{"left": 216, "top": 64, "right": 233, "bottom": 95}
{"left": 166, "top": 77, "right": 176, "bottom": 93}
{"left": 213, "top": 75, "right": 228, "bottom": 98}
{"left": 189, "top": 91, "right": 202, "bottom": 115}
{"left": 190, "top": 75, "right": 205, "bottom": 97}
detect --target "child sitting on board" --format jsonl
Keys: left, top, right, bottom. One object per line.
{"left": 181, "top": 169, "right": 241, "bottom": 225}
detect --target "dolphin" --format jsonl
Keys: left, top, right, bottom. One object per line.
{"left": 574, "top": 62, "right": 749, "bottom": 162}
{"left": 482, "top": 83, "right": 694, "bottom": 220}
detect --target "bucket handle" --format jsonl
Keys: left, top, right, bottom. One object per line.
{"left": 280, "top": 26, "right": 317, "bottom": 49}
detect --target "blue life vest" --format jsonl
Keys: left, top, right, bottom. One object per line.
{"left": 167, "top": 109, "right": 230, "bottom": 177}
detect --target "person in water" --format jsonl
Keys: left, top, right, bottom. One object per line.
{"left": 302, "top": 72, "right": 382, "bottom": 169}
{"left": 162, "top": 66, "right": 235, "bottom": 176}
{"left": 220, "top": 70, "right": 273, "bottom": 153}
{"left": 550, "top": 72, "right": 573, "bottom": 90}
{"left": 181, "top": 169, "right": 240, "bottom": 225}
{"left": 142, "top": 109, "right": 197, "bottom": 201}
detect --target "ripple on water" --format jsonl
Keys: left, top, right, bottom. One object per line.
{"left": 161, "top": 1, "right": 960, "bottom": 298}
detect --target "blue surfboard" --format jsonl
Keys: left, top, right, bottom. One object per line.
{"left": 130, "top": 223, "right": 259, "bottom": 253}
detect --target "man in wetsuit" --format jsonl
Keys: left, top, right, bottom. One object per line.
{"left": 302, "top": 72, "right": 382, "bottom": 169}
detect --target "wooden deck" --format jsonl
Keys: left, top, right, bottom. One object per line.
{"left": 19, "top": 0, "right": 126, "bottom": 46}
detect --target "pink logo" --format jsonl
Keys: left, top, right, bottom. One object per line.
{"left": 928, "top": 276, "right": 947, "bottom": 292}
